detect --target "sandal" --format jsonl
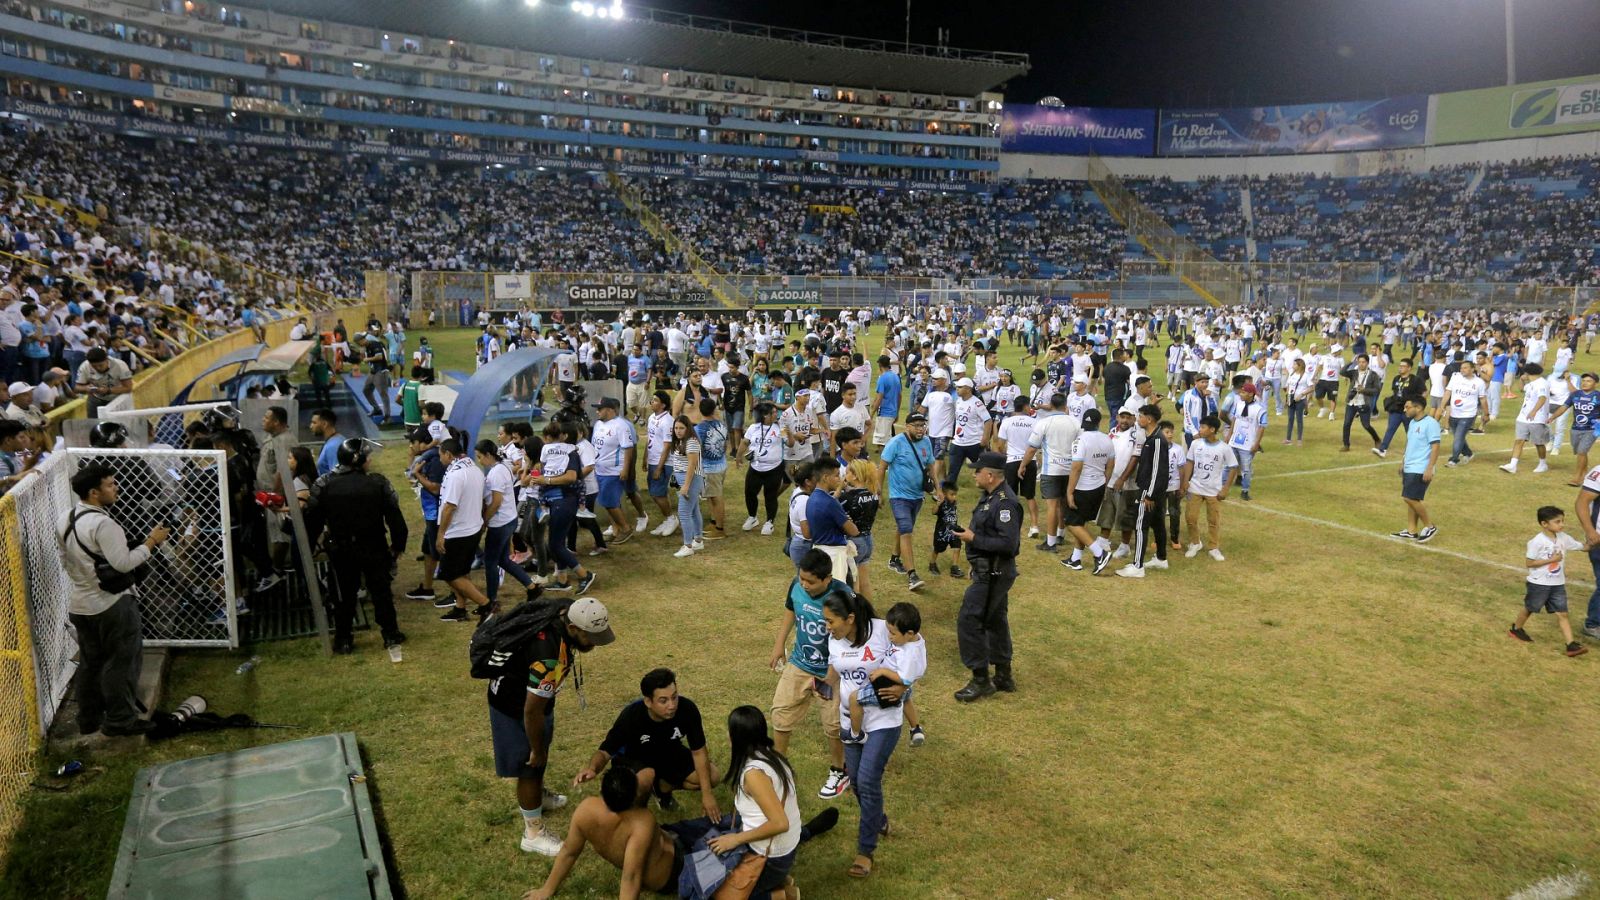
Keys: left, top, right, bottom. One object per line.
{"left": 847, "top": 857, "right": 873, "bottom": 879}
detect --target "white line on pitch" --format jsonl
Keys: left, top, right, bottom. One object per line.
{"left": 1234, "top": 500, "right": 1595, "bottom": 587}
{"left": 1257, "top": 448, "right": 1512, "bottom": 480}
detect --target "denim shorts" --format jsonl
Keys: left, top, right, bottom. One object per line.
{"left": 648, "top": 467, "right": 670, "bottom": 498}
{"left": 853, "top": 532, "right": 874, "bottom": 564}
{"left": 597, "top": 475, "right": 624, "bottom": 509}
{"left": 890, "top": 497, "right": 923, "bottom": 535}
{"left": 489, "top": 704, "right": 555, "bottom": 779}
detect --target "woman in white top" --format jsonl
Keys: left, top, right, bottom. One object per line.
{"left": 1283, "top": 358, "right": 1313, "bottom": 446}
{"left": 667, "top": 415, "right": 703, "bottom": 557}
{"left": 742, "top": 402, "right": 786, "bottom": 534}
{"left": 991, "top": 369, "right": 1022, "bottom": 418}
{"left": 475, "top": 439, "right": 535, "bottom": 605}
{"left": 823, "top": 589, "right": 902, "bottom": 880}
{"left": 706, "top": 706, "right": 805, "bottom": 900}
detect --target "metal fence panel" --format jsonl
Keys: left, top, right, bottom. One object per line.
{"left": 58, "top": 449, "right": 238, "bottom": 649}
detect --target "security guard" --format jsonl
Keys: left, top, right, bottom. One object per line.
{"left": 303, "top": 438, "right": 409, "bottom": 655}
{"left": 952, "top": 450, "right": 1023, "bottom": 702}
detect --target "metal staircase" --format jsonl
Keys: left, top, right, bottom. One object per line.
{"left": 605, "top": 172, "right": 748, "bottom": 309}
{"left": 1086, "top": 155, "right": 1228, "bottom": 307}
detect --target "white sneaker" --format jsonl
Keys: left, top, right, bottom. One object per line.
{"left": 576, "top": 507, "right": 597, "bottom": 520}
{"left": 692, "top": 539, "right": 705, "bottom": 551}
{"left": 761, "top": 521, "right": 775, "bottom": 536}
{"left": 1027, "top": 526, "right": 1040, "bottom": 538}
{"left": 521, "top": 826, "right": 563, "bottom": 856}
{"left": 636, "top": 515, "right": 649, "bottom": 533}
{"left": 1499, "top": 463, "right": 1518, "bottom": 474}
{"left": 1114, "top": 564, "right": 1145, "bottom": 578}
{"left": 1185, "top": 543, "right": 1202, "bottom": 558}
{"left": 1550, "top": 447, "right": 1561, "bottom": 457}
{"left": 602, "top": 526, "right": 615, "bottom": 539}
{"left": 674, "top": 545, "right": 696, "bottom": 558}
{"left": 1209, "top": 548, "right": 1226, "bottom": 562}
{"left": 817, "top": 768, "right": 852, "bottom": 800}
{"left": 1145, "top": 558, "right": 1170, "bottom": 570}
{"left": 1533, "top": 461, "right": 1549, "bottom": 473}
{"left": 542, "top": 790, "right": 568, "bottom": 810}
{"left": 742, "top": 516, "right": 760, "bottom": 531}
{"left": 1112, "top": 544, "right": 1130, "bottom": 559}
{"left": 663, "top": 515, "right": 679, "bottom": 535}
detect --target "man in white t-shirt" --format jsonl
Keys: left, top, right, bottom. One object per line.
{"left": 1065, "top": 376, "right": 1098, "bottom": 425}
{"left": 1502, "top": 363, "right": 1552, "bottom": 475}
{"left": 1182, "top": 414, "right": 1237, "bottom": 562}
{"left": 590, "top": 398, "right": 638, "bottom": 543}
{"left": 1509, "top": 505, "right": 1587, "bottom": 656}
{"left": 1062, "top": 408, "right": 1114, "bottom": 574}
{"left": 1442, "top": 359, "right": 1487, "bottom": 466}
{"left": 829, "top": 383, "right": 870, "bottom": 449}
{"left": 645, "top": 392, "right": 680, "bottom": 535}
{"left": 436, "top": 439, "right": 492, "bottom": 621}
{"left": 995, "top": 396, "right": 1040, "bottom": 538}
{"left": 919, "top": 370, "right": 956, "bottom": 485}
{"left": 946, "top": 378, "right": 992, "bottom": 486}
{"left": 1020, "top": 392, "right": 1080, "bottom": 553}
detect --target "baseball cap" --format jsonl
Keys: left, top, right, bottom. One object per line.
{"left": 906, "top": 412, "right": 928, "bottom": 425}
{"left": 567, "top": 597, "right": 615, "bottom": 646}
{"left": 1072, "top": 374, "right": 1089, "bottom": 385}
{"left": 932, "top": 368, "right": 950, "bottom": 381}
{"left": 592, "top": 397, "right": 621, "bottom": 410}
{"left": 951, "top": 362, "right": 967, "bottom": 373}
{"left": 1239, "top": 381, "right": 1257, "bottom": 394}
{"left": 7, "top": 381, "right": 32, "bottom": 395}
{"left": 955, "top": 377, "right": 975, "bottom": 388}
{"left": 1030, "top": 369, "right": 1047, "bottom": 382}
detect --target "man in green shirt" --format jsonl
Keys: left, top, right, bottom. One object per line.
{"left": 308, "top": 340, "right": 333, "bottom": 407}
{"left": 401, "top": 375, "right": 423, "bottom": 430}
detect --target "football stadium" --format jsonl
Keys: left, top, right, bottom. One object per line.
{"left": 1, "top": 0, "right": 1599, "bottom": 896}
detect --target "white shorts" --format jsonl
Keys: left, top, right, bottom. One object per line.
{"left": 872, "top": 416, "right": 895, "bottom": 446}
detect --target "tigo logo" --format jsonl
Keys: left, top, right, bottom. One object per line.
{"left": 1511, "top": 88, "right": 1560, "bottom": 129}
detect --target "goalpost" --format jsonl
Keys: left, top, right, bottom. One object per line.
{"left": 896, "top": 287, "right": 1000, "bottom": 320}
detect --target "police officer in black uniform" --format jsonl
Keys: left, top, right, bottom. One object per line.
{"left": 303, "top": 438, "right": 409, "bottom": 655}
{"left": 952, "top": 451, "right": 1023, "bottom": 702}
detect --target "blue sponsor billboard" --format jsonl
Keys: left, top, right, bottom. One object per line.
{"left": 999, "top": 104, "right": 1156, "bottom": 156}
{"left": 1157, "top": 95, "right": 1427, "bottom": 156}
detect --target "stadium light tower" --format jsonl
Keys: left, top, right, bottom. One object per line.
{"left": 1504, "top": 0, "right": 1515, "bottom": 85}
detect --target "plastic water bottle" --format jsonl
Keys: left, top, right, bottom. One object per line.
{"left": 235, "top": 655, "right": 261, "bottom": 675}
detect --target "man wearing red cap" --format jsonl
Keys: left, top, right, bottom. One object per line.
{"left": 1226, "top": 381, "right": 1268, "bottom": 501}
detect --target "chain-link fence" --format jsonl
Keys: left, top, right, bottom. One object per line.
{"left": 0, "top": 474, "right": 45, "bottom": 854}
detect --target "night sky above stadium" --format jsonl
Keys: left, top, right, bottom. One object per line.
{"left": 652, "top": 0, "right": 1600, "bottom": 106}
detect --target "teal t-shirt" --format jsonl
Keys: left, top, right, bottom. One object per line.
{"left": 786, "top": 577, "right": 849, "bottom": 677}
{"left": 1403, "top": 415, "right": 1442, "bottom": 473}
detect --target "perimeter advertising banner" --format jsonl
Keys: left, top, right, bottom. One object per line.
{"left": 998, "top": 105, "right": 1156, "bottom": 156}
{"left": 1158, "top": 95, "right": 1427, "bottom": 156}
{"left": 1433, "top": 74, "right": 1600, "bottom": 143}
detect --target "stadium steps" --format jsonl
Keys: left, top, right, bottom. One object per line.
{"left": 604, "top": 172, "right": 748, "bottom": 309}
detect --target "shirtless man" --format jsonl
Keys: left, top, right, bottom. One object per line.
{"left": 524, "top": 768, "right": 681, "bottom": 900}
{"left": 524, "top": 767, "right": 838, "bottom": 900}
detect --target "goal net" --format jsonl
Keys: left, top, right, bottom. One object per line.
{"left": 896, "top": 287, "right": 999, "bottom": 320}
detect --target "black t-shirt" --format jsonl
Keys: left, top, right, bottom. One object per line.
{"left": 721, "top": 372, "right": 750, "bottom": 415}
{"left": 821, "top": 368, "right": 848, "bottom": 411}
{"left": 1102, "top": 361, "right": 1131, "bottom": 399}
{"left": 599, "top": 697, "right": 707, "bottom": 759}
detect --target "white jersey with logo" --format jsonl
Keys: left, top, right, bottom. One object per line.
{"left": 1185, "top": 439, "right": 1238, "bottom": 498}
{"left": 951, "top": 396, "right": 990, "bottom": 446}
{"left": 1526, "top": 531, "right": 1582, "bottom": 586}
{"left": 998, "top": 413, "right": 1035, "bottom": 463}
{"left": 922, "top": 390, "right": 956, "bottom": 439}
{"left": 1070, "top": 431, "right": 1114, "bottom": 491}
{"left": 646, "top": 411, "right": 675, "bottom": 467}
{"left": 1229, "top": 398, "right": 1267, "bottom": 451}
{"left": 1445, "top": 373, "right": 1485, "bottom": 419}
{"left": 1517, "top": 377, "right": 1551, "bottom": 425}
{"left": 1066, "top": 390, "right": 1098, "bottom": 425}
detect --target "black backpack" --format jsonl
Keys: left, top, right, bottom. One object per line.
{"left": 468, "top": 598, "right": 565, "bottom": 679}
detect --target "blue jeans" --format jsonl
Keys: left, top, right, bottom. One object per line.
{"left": 1448, "top": 416, "right": 1475, "bottom": 463}
{"left": 1233, "top": 447, "right": 1254, "bottom": 492}
{"left": 545, "top": 491, "right": 581, "bottom": 572}
{"left": 1378, "top": 410, "right": 1407, "bottom": 452}
{"left": 677, "top": 473, "right": 703, "bottom": 545}
{"left": 483, "top": 520, "right": 532, "bottom": 601}
{"left": 787, "top": 536, "right": 812, "bottom": 569}
{"left": 1285, "top": 398, "right": 1306, "bottom": 441}
{"left": 844, "top": 723, "right": 901, "bottom": 858}
{"left": 1587, "top": 548, "right": 1600, "bottom": 630}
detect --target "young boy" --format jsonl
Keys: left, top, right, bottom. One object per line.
{"left": 929, "top": 481, "right": 964, "bottom": 577}
{"left": 1510, "top": 505, "right": 1589, "bottom": 657}
{"left": 843, "top": 601, "right": 929, "bottom": 746}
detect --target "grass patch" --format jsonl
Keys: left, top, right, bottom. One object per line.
{"left": 6, "top": 328, "right": 1600, "bottom": 898}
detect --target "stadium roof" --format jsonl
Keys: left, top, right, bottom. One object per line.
{"left": 257, "top": 0, "right": 1029, "bottom": 96}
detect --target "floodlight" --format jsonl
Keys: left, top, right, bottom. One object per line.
{"left": 610, "top": 1, "right": 623, "bottom": 17}
{"left": 524, "top": 0, "right": 539, "bottom": 5}
{"left": 596, "top": 6, "right": 607, "bottom": 16}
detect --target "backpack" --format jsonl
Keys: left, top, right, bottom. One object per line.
{"left": 468, "top": 598, "right": 565, "bottom": 679}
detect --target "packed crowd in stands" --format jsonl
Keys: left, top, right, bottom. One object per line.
{"left": 1129, "top": 159, "right": 1600, "bottom": 285}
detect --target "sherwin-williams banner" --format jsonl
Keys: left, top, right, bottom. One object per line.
{"left": 1434, "top": 74, "right": 1600, "bottom": 143}
{"left": 1158, "top": 96, "right": 1427, "bottom": 156}
{"left": 999, "top": 105, "right": 1156, "bottom": 156}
